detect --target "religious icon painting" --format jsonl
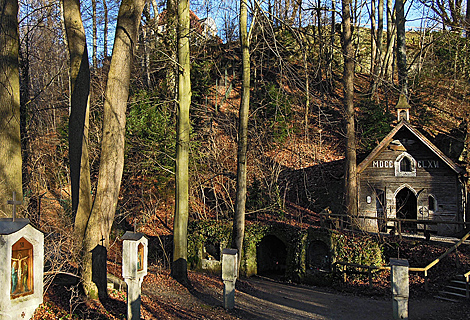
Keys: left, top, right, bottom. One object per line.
{"left": 137, "top": 243, "right": 144, "bottom": 271}
{"left": 11, "top": 237, "right": 34, "bottom": 299}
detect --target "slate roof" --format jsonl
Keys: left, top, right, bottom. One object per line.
{"left": 0, "top": 218, "right": 31, "bottom": 235}
{"left": 121, "top": 231, "right": 146, "bottom": 241}
{"left": 357, "top": 120, "right": 463, "bottom": 174}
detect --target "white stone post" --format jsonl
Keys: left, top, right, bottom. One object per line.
{"left": 122, "top": 232, "right": 148, "bottom": 320}
{"left": 0, "top": 218, "right": 44, "bottom": 320}
{"left": 222, "top": 248, "right": 238, "bottom": 310}
{"left": 391, "top": 258, "right": 409, "bottom": 320}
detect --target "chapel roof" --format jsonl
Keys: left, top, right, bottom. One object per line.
{"left": 357, "top": 120, "right": 463, "bottom": 174}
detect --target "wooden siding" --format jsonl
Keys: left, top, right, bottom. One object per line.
{"left": 357, "top": 126, "right": 464, "bottom": 235}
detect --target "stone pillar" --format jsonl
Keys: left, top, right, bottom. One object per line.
{"left": 122, "top": 232, "right": 148, "bottom": 320}
{"left": 0, "top": 218, "right": 44, "bottom": 320}
{"left": 391, "top": 258, "right": 409, "bottom": 320}
{"left": 222, "top": 248, "right": 237, "bottom": 310}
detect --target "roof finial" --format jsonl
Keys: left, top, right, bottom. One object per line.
{"left": 395, "top": 94, "right": 411, "bottom": 122}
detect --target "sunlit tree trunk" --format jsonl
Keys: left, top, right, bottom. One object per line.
{"left": 231, "top": 0, "right": 250, "bottom": 273}
{"left": 376, "top": 0, "right": 384, "bottom": 80}
{"left": 396, "top": 0, "right": 407, "bottom": 96}
{"left": 80, "top": 0, "right": 145, "bottom": 298}
{"left": 383, "top": 0, "right": 395, "bottom": 82}
{"left": 341, "top": 0, "right": 358, "bottom": 223}
{"left": 103, "top": 0, "right": 108, "bottom": 58}
{"left": 0, "top": 0, "right": 22, "bottom": 216}
{"left": 166, "top": 0, "right": 177, "bottom": 99}
{"left": 92, "top": 0, "right": 97, "bottom": 67}
{"left": 371, "top": 0, "right": 384, "bottom": 94}
{"left": 172, "top": 0, "right": 191, "bottom": 283}
{"left": 151, "top": 0, "right": 158, "bottom": 15}
{"left": 61, "top": 0, "right": 92, "bottom": 252}
{"left": 370, "top": 0, "right": 376, "bottom": 75}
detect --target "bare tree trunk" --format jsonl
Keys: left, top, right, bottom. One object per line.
{"left": 376, "top": 0, "right": 384, "bottom": 82}
{"left": 371, "top": 0, "right": 384, "bottom": 94}
{"left": 341, "top": 0, "right": 358, "bottom": 222}
{"left": 396, "top": 0, "right": 408, "bottom": 96}
{"left": 20, "top": 16, "right": 30, "bottom": 191}
{"left": 370, "top": 0, "right": 376, "bottom": 75}
{"left": 304, "top": 50, "right": 310, "bottom": 138}
{"left": 103, "top": 0, "right": 108, "bottom": 58}
{"left": 151, "top": 0, "right": 158, "bottom": 15}
{"left": 92, "top": 0, "right": 97, "bottom": 67}
{"left": 466, "top": 0, "right": 470, "bottom": 37}
{"left": 316, "top": 0, "right": 323, "bottom": 86}
{"left": 327, "top": 0, "right": 336, "bottom": 80}
{"left": 80, "top": 0, "right": 145, "bottom": 298}
{"left": 231, "top": 0, "right": 250, "bottom": 274}
{"left": 172, "top": 0, "right": 191, "bottom": 283}
{"left": 0, "top": 0, "right": 22, "bottom": 217}
{"left": 166, "top": 0, "right": 177, "bottom": 99}
{"left": 61, "top": 0, "right": 92, "bottom": 252}
{"left": 142, "top": 3, "right": 151, "bottom": 89}
{"left": 383, "top": 0, "right": 395, "bottom": 82}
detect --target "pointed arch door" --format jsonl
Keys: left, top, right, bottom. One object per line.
{"left": 396, "top": 187, "right": 417, "bottom": 233}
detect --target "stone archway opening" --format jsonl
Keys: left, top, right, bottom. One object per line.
{"left": 307, "top": 240, "right": 330, "bottom": 272}
{"left": 396, "top": 187, "right": 417, "bottom": 233}
{"left": 257, "top": 235, "right": 287, "bottom": 277}
{"left": 203, "top": 241, "right": 220, "bottom": 261}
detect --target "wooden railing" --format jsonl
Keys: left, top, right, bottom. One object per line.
{"left": 333, "top": 261, "right": 389, "bottom": 288}
{"left": 320, "top": 212, "right": 470, "bottom": 239}
{"left": 334, "top": 231, "right": 470, "bottom": 292}
{"left": 464, "top": 270, "right": 470, "bottom": 299}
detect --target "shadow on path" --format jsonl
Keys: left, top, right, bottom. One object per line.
{"left": 232, "top": 276, "right": 464, "bottom": 320}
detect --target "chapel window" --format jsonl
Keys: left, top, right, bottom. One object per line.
{"left": 395, "top": 152, "right": 416, "bottom": 177}
{"left": 428, "top": 195, "right": 436, "bottom": 211}
{"left": 400, "top": 157, "right": 412, "bottom": 172}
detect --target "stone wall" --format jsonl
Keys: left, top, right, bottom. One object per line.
{"left": 187, "top": 221, "right": 384, "bottom": 284}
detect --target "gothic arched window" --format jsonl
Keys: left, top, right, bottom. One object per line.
{"left": 395, "top": 152, "right": 416, "bottom": 177}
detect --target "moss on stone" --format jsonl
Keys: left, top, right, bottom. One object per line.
{"left": 188, "top": 221, "right": 384, "bottom": 283}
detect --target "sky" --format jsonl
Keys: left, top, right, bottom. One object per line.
{"left": 75, "top": 0, "right": 452, "bottom": 61}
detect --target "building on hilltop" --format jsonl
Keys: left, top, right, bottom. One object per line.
{"left": 356, "top": 95, "right": 467, "bottom": 236}
{"left": 155, "top": 10, "right": 218, "bottom": 41}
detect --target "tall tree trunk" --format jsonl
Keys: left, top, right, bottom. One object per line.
{"left": 396, "top": 0, "right": 408, "bottom": 96}
{"left": 61, "top": 0, "right": 92, "bottom": 252}
{"left": 20, "top": 20, "right": 30, "bottom": 192}
{"left": 466, "top": 0, "right": 470, "bottom": 37}
{"left": 151, "top": 0, "right": 158, "bottom": 15}
{"left": 316, "top": 0, "right": 323, "bottom": 87}
{"left": 383, "top": 0, "right": 395, "bottom": 82}
{"left": 376, "top": 0, "right": 384, "bottom": 82}
{"left": 370, "top": 0, "right": 376, "bottom": 75}
{"left": 103, "top": 0, "right": 108, "bottom": 58}
{"left": 371, "top": 0, "right": 384, "bottom": 94}
{"left": 0, "top": 0, "right": 22, "bottom": 217}
{"left": 172, "top": 0, "right": 191, "bottom": 283}
{"left": 166, "top": 0, "right": 177, "bottom": 100}
{"left": 304, "top": 50, "right": 310, "bottom": 138}
{"left": 80, "top": 0, "right": 145, "bottom": 298}
{"left": 327, "top": 0, "right": 336, "bottom": 80}
{"left": 231, "top": 0, "right": 250, "bottom": 274}
{"left": 92, "top": 0, "right": 97, "bottom": 67}
{"left": 341, "top": 0, "right": 358, "bottom": 223}
{"left": 142, "top": 9, "right": 151, "bottom": 88}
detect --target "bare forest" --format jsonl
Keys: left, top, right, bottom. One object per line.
{"left": 2, "top": 0, "right": 470, "bottom": 317}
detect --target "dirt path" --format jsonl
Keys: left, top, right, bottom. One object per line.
{"left": 231, "top": 277, "right": 468, "bottom": 320}
{"left": 140, "top": 271, "right": 470, "bottom": 320}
